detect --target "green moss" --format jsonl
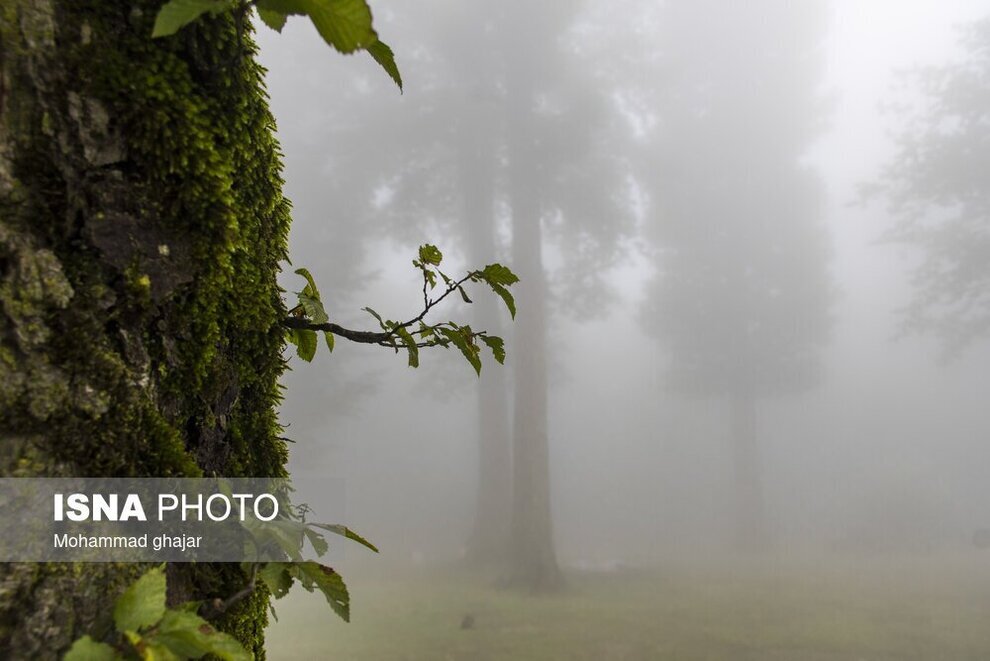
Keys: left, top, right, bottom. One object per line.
{"left": 1, "top": 0, "right": 293, "bottom": 653}
{"left": 2, "top": 1, "right": 290, "bottom": 472}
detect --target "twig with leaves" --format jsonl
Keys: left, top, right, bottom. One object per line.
{"left": 283, "top": 244, "right": 518, "bottom": 375}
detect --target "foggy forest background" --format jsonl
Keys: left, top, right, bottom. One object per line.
{"left": 254, "top": 0, "right": 990, "bottom": 637}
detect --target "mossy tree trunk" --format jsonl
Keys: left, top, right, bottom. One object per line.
{"left": 0, "top": 1, "right": 291, "bottom": 657}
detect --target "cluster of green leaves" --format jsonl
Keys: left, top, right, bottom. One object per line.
{"left": 286, "top": 244, "right": 519, "bottom": 375}
{"left": 395, "top": 244, "right": 517, "bottom": 375}
{"left": 153, "top": 0, "right": 402, "bottom": 91}
{"left": 63, "top": 503, "right": 377, "bottom": 659}
{"left": 242, "top": 497, "right": 377, "bottom": 623}
{"left": 65, "top": 567, "right": 250, "bottom": 661}
{"left": 285, "top": 267, "right": 333, "bottom": 362}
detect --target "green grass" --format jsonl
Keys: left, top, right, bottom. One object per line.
{"left": 264, "top": 554, "right": 990, "bottom": 660}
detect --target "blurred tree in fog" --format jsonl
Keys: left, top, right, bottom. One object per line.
{"left": 279, "top": 0, "right": 635, "bottom": 587}
{"left": 869, "top": 17, "right": 990, "bottom": 356}
{"left": 263, "top": 2, "right": 516, "bottom": 563}
{"left": 639, "top": 0, "right": 833, "bottom": 550}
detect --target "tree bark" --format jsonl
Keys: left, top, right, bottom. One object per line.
{"left": 0, "top": 2, "right": 290, "bottom": 657}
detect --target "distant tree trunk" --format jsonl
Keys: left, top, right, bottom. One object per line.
{"left": 0, "top": 2, "right": 289, "bottom": 657}
{"left": 507, "top": 193, "right": 561, "bottom": 590}
{"left": 729, "top": 390, "right": 768, "bottom": 551}
{"left": 466, "top": 301, "right": 511, "bottom": 565}
{"left": 504, "top": 59, "right": 562, "bottom": 588}
{"left": 460, "top": 134, "right": 512, "bottom": 566}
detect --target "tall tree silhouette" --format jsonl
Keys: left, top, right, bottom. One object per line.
{"left": 639, "top": 0, "right": 833, "bottom": 550}
{"left": 868, "top": 16, "right": 990, "bottom": 355}
{"left": 260, "top": 2, "right": 517, "bottom": 563}
{"left": 273, "top": 0, "right": 635, "bottom": 586}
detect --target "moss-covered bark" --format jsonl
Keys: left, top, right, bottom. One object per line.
{"left": 0, "top": 1, "right": 291, "bottom": 657}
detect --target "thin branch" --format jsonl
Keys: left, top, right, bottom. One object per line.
{"left": 282, "top": 270, "right": 479, "bottom": 346}
{"left": 398, "top": 271, "right": 476, "bottom": 332}
{"left": 282, "top": 317, "right": 391, "bottom": 345}
{"left": 421, "top": 268, "right": 430, "bottom": 310}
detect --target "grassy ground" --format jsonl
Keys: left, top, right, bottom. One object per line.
{"left": 265, "top": 554, "right": 990, "bottom": 660}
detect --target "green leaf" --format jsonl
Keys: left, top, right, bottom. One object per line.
{"left": 457, "top": 285, "right": 472, "bottom": 304}
{"left": 309, "top": 0, "right": 377, "bottom": 52}
{"left": 367, "top": 40, "right": 402, "bottom": 91}
{"left": 418, "top": 244, "right": 443, "bottom": 266}
{"left": 136, "top": 641, "right": 181, "bottom": 661}
{"left": 290, "top": 561, "right": 350, "bottom": 622}
{"left": 490, "top": 282, "right": 516, "bottom": 319}
{"left": 257, "top": 7, "right": 288, "bottom": 31}
{"left": 258, "top": 0, "right": 377, "bottom": 53}
{"left": 303, "top": 526, "right": 330, "bottom": 557}
{"left": 475, "top": 264, "right": 518, "bottom": 318}
{"left": 362, "top": 307, "right": 386, "bottom": 329}
{"left": 64, "top": 636, "right": 121, "bottom": 661}
{"left": 292, "top": 328, "right": 318, "bottom": 362}
{"left": 395, "top": 326, "right": 419, "bottom": 368}
{"left": 310, "top": 523, "right": 380, "bottom": 553}
{"left": 439, "top": 326, "right": 481, "bottom": 376}
{"left": 151, "top": 610, "right": 252, "bottom": 661}
{"left": 152, "top": 0, "right": 222, "bottom": 38}
{"left": 480, "top": 263, "right": 519, "bottom": 286}
{"left": 259, "top": 563, "right": 294, "bottom": 599}
{"left": 294, "top": 267, "right": 321, "bottom": 299}
{"left": 323, "top": 330, "right": 335, "bottom": 353}
{"left": 299, "top": 292, "right": 329, "bottom": 324}
{"left": 114, "top": 567, "right": 166, "bottom": 633}
{"left": 481, "top": 335, "right": 506, "bottom": 364}
{"left": 285, "top": 328, "right": 298, "bottom": 349}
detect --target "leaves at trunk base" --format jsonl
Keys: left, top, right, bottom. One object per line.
{"left": 113, "top": 566, "right": 167, "bottom": 634}
{"left": 64, "top": 636, "right": 121, "bottom": 661}
{"left": 71, "top": 566, "right": 252, "bottom": 660}
{"left": 151, "top": 611, "right": 252, "bottom": 661}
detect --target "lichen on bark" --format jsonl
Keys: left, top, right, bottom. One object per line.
{"left": 1, "top": 1, "right": 293, "bottom": 657}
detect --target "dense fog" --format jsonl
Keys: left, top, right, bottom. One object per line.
{"left": 254, "top": 1, "right": 990, "bottom": 654}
